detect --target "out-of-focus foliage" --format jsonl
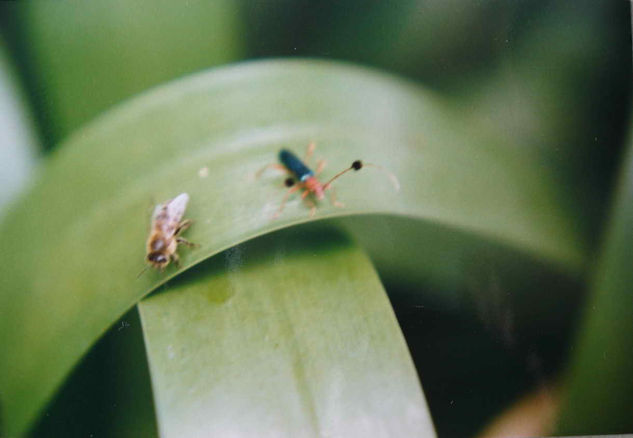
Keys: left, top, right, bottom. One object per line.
{"left": 31, "top": 310, "right": 158, "bottom": 438}
{"left": 0, "top": 39, "right": 38, "bottom": 217}
{"left": 243, "top": 0, "right": 510, "bottom": 88}
{"left": 244, "top": 0, "right": 631, "bottom": 248}
{"left": 477, "top": 385, "right": 560, "bottom": 437}
{"left": 1, "top": 0, "right": 244, "bottom": 145}
{"left": 556, "top": 117, "right": 633, "bottom": 434}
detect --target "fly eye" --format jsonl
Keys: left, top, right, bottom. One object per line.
{"left": 284, "top": 177, "right": 295, "bottom": 187}
{"left": 148, "top": 253, "right": 168, "bottom": 263}
{"left": 351, "top": 160, "right": 362, "bottom": 171}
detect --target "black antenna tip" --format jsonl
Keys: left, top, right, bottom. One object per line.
{"left": 351, "top": 160, "right": 363, "bottom": 171}
{"left": 284, "top": 177, "right": 296, "bottom": 187}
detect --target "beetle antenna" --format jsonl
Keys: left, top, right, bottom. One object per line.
{"left": 323, "top": 160, "right": 400, "bottom": 192}
{"left": 362, "top": 162, "right": 400, "bottom": 192}
{"left": 322, "top": 166, "right": 356, "bottom": 190}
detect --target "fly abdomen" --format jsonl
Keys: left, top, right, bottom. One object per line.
{"left": 279, "top": 149, "right": 313, "bottom": 181}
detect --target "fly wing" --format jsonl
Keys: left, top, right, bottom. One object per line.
{"left": 150, "top": 204, "right": 163, "bottom": 225}
{"left": 165, "top": 192, "right": 190, "bottom": 223}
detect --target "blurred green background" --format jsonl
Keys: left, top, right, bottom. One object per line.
{"left": 0, "top": 1, "right": 631, "bottom": 437}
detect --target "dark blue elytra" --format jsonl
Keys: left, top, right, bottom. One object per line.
{"left": 279, "top": 149, "right": 313, "bottom": 181}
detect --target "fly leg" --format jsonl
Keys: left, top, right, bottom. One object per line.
{"left": 175, "top": 219, "right": 199, "bottom": 248}
{"left": 177, "top": 237, "right": 198, "bottom": 248}
{"left": 175, "top": 219, "right": 192, "bottom": 236}
{"left": 170, "top": 252, "right": 181, "bottom": 268}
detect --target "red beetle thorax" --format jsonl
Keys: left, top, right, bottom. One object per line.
{"left": 304, "top": 176, "right": 325, "bottom": 200}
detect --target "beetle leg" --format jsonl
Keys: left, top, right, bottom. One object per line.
{"left": 304, "top": 142, "right": 316, "bottom": 165}
{"left": 329, "top": 187, "right": 345, "bottom": 208}
{"left": 256, "top": 163, "right": 290, "bottom": 179}
{"left": 315, "top": 159, "right": 327, "bottom": 175}
{"left": 272, "top": 184, "right": 301, "bottom": 220}
{"left": 304, "top": 196, "right": 317, "bottom": 217}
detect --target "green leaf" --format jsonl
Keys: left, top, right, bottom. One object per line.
{"left": 0, "top": 59, "right": 585, "bottom": 436}
{"left": 0, "top": 39, "right": 39, "bottom": 216}
{"left": 338, "top": 214, "right": 582, "bottom": 324}
{"left": 139, "top": 227, "right": 435, "bottom": 437}
{"left": 15, "top": 0, "right": 245, "bottom": 143}
{"left": 555, "top": 118, "right": 633, "bottom": 434}
{"left": 31, "top": 309, "right": 158, "bottom": 438}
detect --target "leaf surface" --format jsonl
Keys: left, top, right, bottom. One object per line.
{"left": 556, "top": 118, "right": 633, "bottom": 434}
{"left": 139, "top": 228, "right": 435, "bottom": 437}
{"left": 0, "top": 60, "right": 585, "bottom": 436}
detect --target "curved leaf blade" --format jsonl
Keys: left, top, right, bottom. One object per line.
{"left": 31, "top": 309, "right": 158, "bottom": 438}
{"left": 555, "top": 118, "right": 633, "bottom": 434}
{"left": 139, "top": 228, "right": 435, "bottom": 437}
{"left": 0, "top": 60, "right": 585, "bottom": 436}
